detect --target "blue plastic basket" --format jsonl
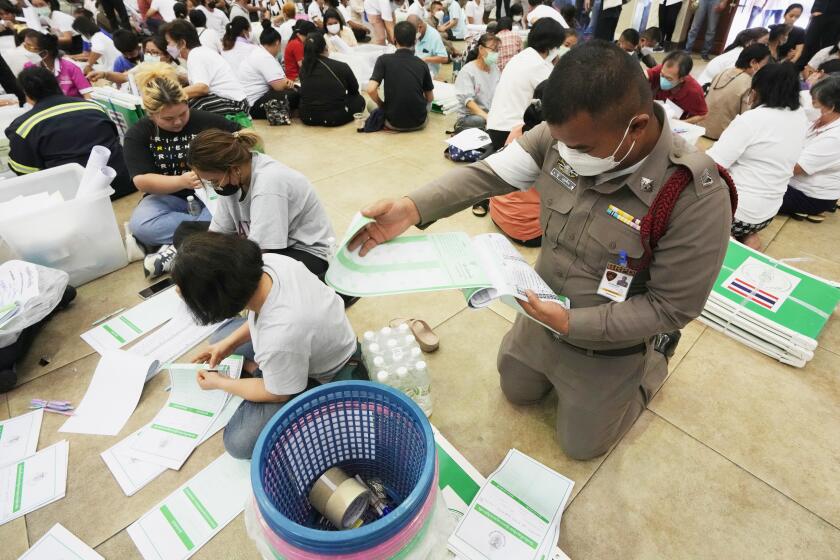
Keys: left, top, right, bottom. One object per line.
{"left": 251, "top": 381, "right": 436, "bottom": 555}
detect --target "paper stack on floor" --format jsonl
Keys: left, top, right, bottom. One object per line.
{"left": 432, "top": 81, "right": 459, "bottom": 115}
{"left": 699, "top": 240, "right": 840, "bottom": 367}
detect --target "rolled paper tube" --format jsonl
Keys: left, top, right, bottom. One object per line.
{"left": 77, "top": 165, "right": 117, "bottom": 199}
{"left": 77, "top": 145, "right": 111, "bottom": 198}
{"left": 309, "top": 467, "right": 371, "bottom": 530}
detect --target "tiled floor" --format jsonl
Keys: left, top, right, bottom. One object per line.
{"left": 4, "top": 99, "right": 840, "bottom": 560}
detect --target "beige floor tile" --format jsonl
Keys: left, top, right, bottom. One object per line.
{"left": 762, "top": 237, "right": 840, "bottom": 356}
{"left": 15, "top": 261, "right": 148, "bottom": 386}
{"left": 762, "top": 211, "right": 840, "bottom": 264}
{"left": 560, "top": 411, "right": 840, "bottom": 559}
{"left": 347, "top": 291, "right": 467, "bottom": 336}
{"left": 650, "top": 328, "right": 840, "bottom": 528}
{"left": 425, "top": 308, "right": 607, "bottom": 497}
{"left": 95, "top": 515, "right": 260, "bottom": 559}
{"left": 756, "top": 214, "right": 789, "bottom": 249}
{"left": 114, "top": 192, "right": 142, "bottom": 237}
{"left": 6, "top": 354, "right": 228, "bottom": 549}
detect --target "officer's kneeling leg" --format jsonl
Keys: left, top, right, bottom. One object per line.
{"left": 551, "top": 343, "right": 652, "bottom": 461}
{"left": 497, "top": 317, "right": 555, "bottom": 405}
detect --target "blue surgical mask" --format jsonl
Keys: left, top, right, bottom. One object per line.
{"left": 659, "top": 75, "right": 677, "bottom": 91}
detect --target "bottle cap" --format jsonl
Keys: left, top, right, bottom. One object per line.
{"left": 386, "top": 339, "right": 397, "bottom": 349}
{"left": 379, "top": 327, "right": 392, "bottom": 337}
{"left": 396, "top": 366, "right": 408, "bottom": 378}
{"left": 415, "top": 361, "right": 426, "bottom": 370}
{"left": 368, "top": 343, "right": 380, "bottom": 354}
{"left": 363, "top": 331, "right": 376, "bottom": 341}
{"left": 373, "top": 356, "right": 385, "bottom": 367}
{"left": 410, "top": 347, "right": 421, "bottom": 358}
{"left": 396, "top": 323, "right": 410, "bottom": 333}
{"left": 376, "top": 371, "right": 389, "bottom": 383}
{"left": 187, "top": 195, "right": 194, "bottom": 201}
{"left": 404, "top": 335, "right": 416, "bottom": 346}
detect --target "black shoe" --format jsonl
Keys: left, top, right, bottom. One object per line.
{"left": 342, "top": 295, "right": 360, "bottom": 308}
{"left": 0, "top": 365, "right": 17, "bottom": 393}
{"left": 57, "top": 285, "right": 77, "bottom": 311}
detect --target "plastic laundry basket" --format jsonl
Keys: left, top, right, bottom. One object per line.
{"left": 251, "top": 381, "right": 436, "bottom": 556}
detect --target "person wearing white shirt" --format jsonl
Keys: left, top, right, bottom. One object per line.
{"left": 485, "top": 17, "right": 565, "bottom": 149}
{"left": 230, "top": 0, "right": 252, "bottom": 21}
{"left": 72, "top": 16, "right": 122, "bottom": 73}
{"left": 697, "top": 27, "right": 770, "bottom": 85}
{"left": 526, "top": 0, "right": 568, "bottom": 29}
{"left": 464, "top": 0, "right": 483, "bottom": 24}
{"left": 407, "top": 0, "right": 426, "bottom": 19}
{"left": 780, "top": 76, "right": 840, "bottom": 222}
{"left": 147, "top": 0, "right": 178, "bottom": 22}
{"left": 220, "top": 15, "right": 257, "bottom": 68}
{"left": 278, "top": 17, "right": 297, "bottom": 61}
{"left": 197, "top": 0, "right": 229, "bottom": 34}
{"left": 42, "top": 4, "right": 81, "bottom": 54}
{"left": 189, "top": 9, "right": 223, "bottom": 53}
{"left": 238, "top": 22, "right": 297, "bottom": 119}
{"left": 364, "top": 0, "right": 396, "bottom": 44}
{"left": 707, "top": 63, "right": 807, "bottom": 249}
{"left": 308, "top": 0, "right": 326, "bottom": 25}
{"left": 438, "top": 0, "right": 468, "bottom": 39}
{"left": 165, "top": 19, "right": 249, "bottom": 115}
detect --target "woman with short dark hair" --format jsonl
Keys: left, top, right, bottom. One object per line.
{"left": 779, "top": 75, "right": 840, "bottom": 222}
{"left": 174, "top": 231, "right": 359, "bottom": 460}
{"left": 707, "top": 63, "right": 809, "bottom": 249}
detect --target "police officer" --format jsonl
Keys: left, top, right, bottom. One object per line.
{"left": 349, "top": 42, "right": 732, "bottom": 460}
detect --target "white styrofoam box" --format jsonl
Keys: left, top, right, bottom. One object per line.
{"left": 0, "top": 164, "right": 128, "bottom": 286}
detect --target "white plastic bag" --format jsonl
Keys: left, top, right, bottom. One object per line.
{"left": 0, "top": 260, "right": 69, "bottom": 347}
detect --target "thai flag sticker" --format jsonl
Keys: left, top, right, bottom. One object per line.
{"left": 722, "top": 257, "right": 800, "bottom": 313}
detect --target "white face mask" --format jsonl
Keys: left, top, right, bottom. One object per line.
{"left": 557, "top": 117, "right": 638, "bottom": 177}
{"left": 434, "top": 9, "right": 444, "bottom": 19}
{"left": 547, "top": 47, "right": 560, "bottom": 62}
{"left": 145, "top": 54, "right": 161, "bottom": 64}
{"left": 512, "top": 14, "right": 521, "bottom": 22}
{"left": 326, "top": 23, "right": 340, "bottom": 34}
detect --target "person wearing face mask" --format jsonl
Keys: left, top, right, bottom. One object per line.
{"left": 453, "top": 32, "right": 501, "bottom": 131}
{"left": 238, "top": 21, "right": 298, "bottom": 120}
{"left": 30, "top": 0, "right": 83, "bottom": 54}
{"left": 509, "top": 4, "right": 524, "bottom": 28}
{"left": 698, "top": 43, "right": 771, "bottom": 140}
{"left": 22, "top": 31, "right": 92, "bottom": 99}
{"left": 494, "top": 16, "right": 522, "bottom": 71}
{"left": 708, "top": 63, "right": 807, "bottom": 249}
{"left": 647, "top": 50, "right": 707, "bottom": 122}
{"left": 485, "top": 18, "right": 565, "bottom": 151}
{"left": 188, "top": 129, "right": 335, "bottom": 279}
{"left": 164, "top": 19, "right": 249, "bottom": 116}
{"left": 438, "top": 0, "right": 468, "bottom": 40}
{"left": 407, "top": 14, "right": 447, "bottom": 78}
{"left": 220, "top": 16, "right": 256, "bottom": 68}
{"left": 323, "top": 8, "right": 357, "bottom": 53}
{"left": 779, "top": 75, "right": 840, "bottom": 222}
{"left": 122, "top": 63, "right": 240, "bottom": 276}
{"left": 347, "top": 41, "right": 734, "bottom": 461}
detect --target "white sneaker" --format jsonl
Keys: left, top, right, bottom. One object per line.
{"left": 143, "top": 245, "right": 177, "bottom": 279}
{"left": 124, "top": 222, "right": 145, "bottom": 263}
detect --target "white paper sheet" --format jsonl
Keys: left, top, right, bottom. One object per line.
{"left": 80, "top": 288, "right": 182, "bottom": 355}
{"left": 0, "top": 440, "right": 69, "bottom": 525}
{"left": 0, "top": 408, "right": 43, "bottom": 467}
{"left": 127, "top": 367, "right": 229, "bottom": 470}
{"left": 446, "top": 128, "right": 493, "bottom": 151}
{"left": 76, "top": 166, "right": 116, "bottom": 199}
{"left": 76, "top": 146, "right": 111, "bottom": 199}
{"left": 101, "top": 357, "right": 244, "bottom": 496}
{"left": 59, "top": 351, "right": 158, "bottom": 436}
{"left": 19, "top": 523, "right": 103, "bottom": 560}
{"left": 127, "top": 453, "right": 250, "bottom": 560}
{"left": 128, "top": 306, "right": 225, "bottom": 381}
{"left": 0, "top": 260, "right": 39, "bottom": 309}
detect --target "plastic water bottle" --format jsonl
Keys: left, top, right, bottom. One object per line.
{"left": 395, "top": 323, "right": 410, "bottom": 336}
{"left": 394, "top": 367, "right": 410, "bottom": 391}
{"left": 412, "top": 361, "right": 432, "bottom": 417}
{"left": 387, "top": 347, "right": 405, "bottom": 368}
{"left": 408, "top": 347, "right": 422, "bottom": 361}
{"left": 372, "top": 356, "right": 386, "bottom": 371}
{"left": 187, "top": 195, "right": 201, "bottom": 216}
{"left": 362, "top": 331, "right": 376, "bottom": 349}
{"left": 376, "top": 370, "right": 391, "bottom": 386}
{"left": 377, "top": 327, "right": 392, "bottom": 344}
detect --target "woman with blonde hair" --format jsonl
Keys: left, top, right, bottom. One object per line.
{"left": 187, "top": 128, "right": 335, "bottom": 279}
{"left": 124, "top": 62, "right": 241, "bottom": 277}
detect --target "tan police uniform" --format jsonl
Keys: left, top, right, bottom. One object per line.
{"left": 408, "top": 104, "right": 732, "bottom": 459}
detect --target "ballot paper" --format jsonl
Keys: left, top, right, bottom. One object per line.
{"left": 127, "top": 366, "right": 230, "bottom": 470}
{"left": 446, "top": 128, "right": 493, "bottom": 151}
{"left": 20, "top": 523, "right": 103, "bottom": 560}
{"left": 80, "top": 287, "right": 182, "bottom": 354}
{"left": 76, "top": 146, "right": 112, "bottom": 199}
{"left": 101, "top": 357, "right": 244, "bottom": 496}
{"left": 127, "top": 453, "right": 250, "bottom": 560}
{"left": 0, "top": 440, "right": 69, "bottom": 525}
{"left": 448, "top": 448, "right": 574, "bottom": 560}
{"left": 128, "top": 305, "right": 226, "bottom": 381}
{"left": 0, "top": 408, "right": 43, "bottom": 467}
{"left": 192, "top": 187, "right": 219, "bottom": 216}
{"left": 327, "top": 214, "right": 568, "bottom": 330}
{"left": 60, "top": 351, "right": 159, "bottom": 436}
{"left": 0, "top": 260, "right": 39, "bottom": 328}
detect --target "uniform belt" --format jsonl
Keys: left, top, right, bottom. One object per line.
{"left": 551, "top": 332, "right": 646, "bottom": 357}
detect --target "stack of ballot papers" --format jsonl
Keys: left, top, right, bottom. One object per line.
{"left": 699, "top": 240, "right": 840, "bottom": 367}
{"left": 432, "top": 81, "right": 459, "bottom": 115}
{"left": 0, "top": 260, "right": 40, "bottom": 329}
{"left": 101, "top": 356, "right": 244, "bottom": 496}
{"left": 448, "top": 448, "right": 574, "bottom": 560}
{"left": 446, "top": 128, "right": 493, "bottom": 152}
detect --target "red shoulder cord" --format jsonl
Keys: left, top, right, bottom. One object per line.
{"left": 635, "top": 164, "right": 738, "bottom": 271}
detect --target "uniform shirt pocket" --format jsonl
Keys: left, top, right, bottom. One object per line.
{"left": 582, "top": 212, "right": 645, "bottom": 275}
{"left": 539, "top": 188, "right": 574, "bottom": 244}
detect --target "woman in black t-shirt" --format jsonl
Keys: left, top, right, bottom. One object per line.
{"left": 298, "top": 32, "right": 365, "bottom": 126}
{"left": 777, "top": 3, "right": 805, "bottom": 62}
{"left": 125, "top": 62, "right": 240, "bottom": 249}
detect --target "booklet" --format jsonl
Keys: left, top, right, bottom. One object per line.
{"left": 20, "top": 523, "right": 104, "bottom": 560}
{"left": 327, "top": 214, "right": 569, "bottom": 325}
{"left": 0, "top": 440, "right": 69, "bottom": 525}
{"left": 0, "top": 408, "right": 43, "bottom": 467}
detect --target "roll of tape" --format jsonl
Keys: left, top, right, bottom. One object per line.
{"left": 309, "top": 467, "right": 371, "bottom": 530}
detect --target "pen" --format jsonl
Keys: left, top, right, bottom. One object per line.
{"left": 90, "top": 307, "right": 126, "bottom": 327}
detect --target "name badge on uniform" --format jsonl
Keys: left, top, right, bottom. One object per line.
{"left": 597, "top": 262, "right": 636, "bottom": 303}
{"left": 549, "top": 156, "right": 578, "bottom": 191}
